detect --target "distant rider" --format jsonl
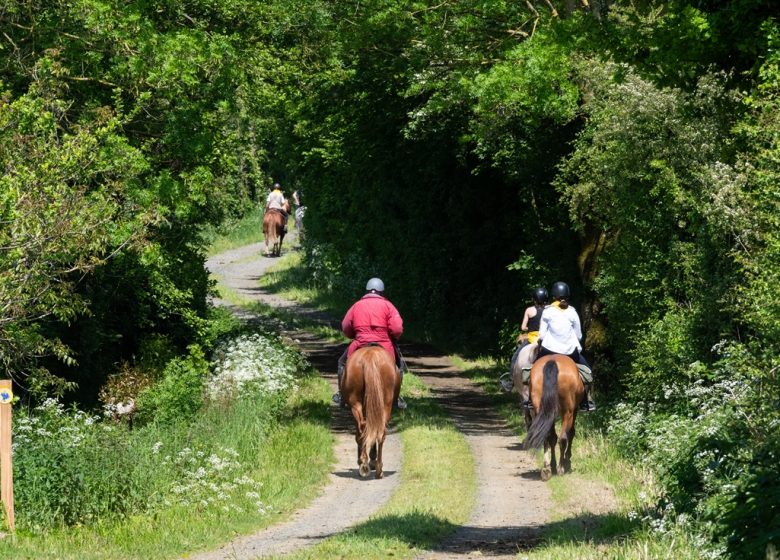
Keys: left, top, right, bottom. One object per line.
{"left": 265, "top": 182, "right": 289, "bottom": 233}
{"left": 333, "top": 277, "right": 407, "bottom": 410}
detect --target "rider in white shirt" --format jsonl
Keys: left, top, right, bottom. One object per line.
{"left": 536, "top": 281, "right": 596, "bottom": 412}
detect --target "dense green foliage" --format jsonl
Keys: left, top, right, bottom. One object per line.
{"left": 269, "top": 2, "right": 779, "bottom": 557}
{"left": 2, "top": 0, "right": 779, "bottom": 557}
{"left": 0, "top": 0, "right": 305, "bottom": 398}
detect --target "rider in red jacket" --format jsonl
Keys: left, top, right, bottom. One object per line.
{"left": 333, "top": 277, "right": 407, "bottom": 409}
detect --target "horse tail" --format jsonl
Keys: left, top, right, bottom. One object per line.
{"left": 268, "top": 216, "right": 278, "bottom": 247}
{"left": 361, "top": 351, "right": 386, "bottom": 452}
{"left": 524, "top": 360, "right": 560, "bottom": 450}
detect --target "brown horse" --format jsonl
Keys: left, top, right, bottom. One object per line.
{"left": 523, "top": 354, "right": 584, "bottom": 481}
{"left": 341, "top": 345, "right": 400, "bottom": 479}
{"left": 262, "top": 200, "right": 290, "bottom": 257}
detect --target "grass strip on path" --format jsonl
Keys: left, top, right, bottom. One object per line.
{"left": 275, "top": 381, "right": 476, "bottom": 560}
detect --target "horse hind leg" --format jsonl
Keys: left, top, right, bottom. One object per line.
{"left": 351, "top": 406, "right": 371, "bottom": 477}
{"left": 374, "top": 432, "right": 386, "bottom": 479}
{"left": 541, "top": 427, "right": 557, "bottom": 481}
{"left": 558, "top": 432, "right": 570, "bottom": 475}
{"left": 369, "top": 443, "right": 377, "bottom": 470}
{"left": 357, "top": 432, "right": 370, "bottom": 478}
{"left": 560, "top": 423, "right": 575, "bottom": 474}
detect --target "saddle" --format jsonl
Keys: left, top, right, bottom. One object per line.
{"left": 520, "top": 361, "right": 592, "bottom": 384}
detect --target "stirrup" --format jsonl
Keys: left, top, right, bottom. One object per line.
{"left": 331, "top": 392, "right": 341, "bottom": 405}
{"left": 395, "top": 396, "right": 407, "bottom": 410}
{"left": 522, "top": 400, "right": 533, "bottom": 410}
{"left": 498, "top": 372, "right": 513, "bottom": 393}
{"left": 579, "top": 400, "right": 596, "bottom": 412}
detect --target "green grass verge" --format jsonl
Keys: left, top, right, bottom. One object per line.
{"left": 213, "top": 278, "right": 346, "bottom": 344}
{"left": 203, "top": 208, "right": 266, "bottom": 256}
{"left": 2, "top": 376, "right": 333, "bottom": 560}
{"left": 257, "top": 250, "right": 351, "bottom": 316}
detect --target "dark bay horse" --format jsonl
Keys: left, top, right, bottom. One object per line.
{"left": 523, "top": 354, "right": 584, "bottom": 481}
{"left": 262, "top": 200, "right": 290, "bottom": 257}
{"left": 341, "top": 345, "right": 400, "bottom": 479}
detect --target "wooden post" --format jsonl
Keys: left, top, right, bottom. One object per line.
{"left": 0, "top": 379, "right": 14, "bottom": 532}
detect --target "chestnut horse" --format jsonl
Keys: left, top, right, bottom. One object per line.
{"left": 341, "top": 345, "right": 400, "bottom": 479}
{"left": 262, "top": 201, "right": 290, "bottom": 257}
{"left": 523, "top": 354, "right": 584, "bottom": 481}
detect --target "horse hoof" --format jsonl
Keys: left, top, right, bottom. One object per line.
{"left": 359, "top": 464, "right": 370, "bottom": 478}
{"left": 541, "top": 467, "right": 552, "bottom": 482}
{"left": 375, "top": 471, "right": 384, "bottom": 479}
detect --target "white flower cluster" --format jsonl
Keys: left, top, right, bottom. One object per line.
{"left": 161, "top": 446, "right": 266, "bottom": 514}
{"left": 209, "top": 333, "right": 302, "bottom": 400}
{"left": 13, "top": 398, "right": 103, "bottom": 451}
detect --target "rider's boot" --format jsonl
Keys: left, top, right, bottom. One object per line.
{"left": 499, "top": 372, "right": 514, "bottom": 393}
{"left": 579, "top": 384, "right": 596, "bottom": 412}
{"left": 522, "top": 383, "right": 533, "bottom": 410}
{"left": 332, "top": 358, "right": 348, "bottom": 408}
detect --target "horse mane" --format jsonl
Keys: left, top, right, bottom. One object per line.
{"left": 524, "top": 360, "right": 560, "bottom": 450}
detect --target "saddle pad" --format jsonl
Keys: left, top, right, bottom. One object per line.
{"left": 521, "top": 364, "right": 592, "bottom": 384}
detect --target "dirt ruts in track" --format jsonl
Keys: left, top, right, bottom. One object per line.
{"left": 197, "top": 242, "right": 550, "bottom": 559}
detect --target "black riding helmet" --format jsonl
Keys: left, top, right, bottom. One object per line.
{"left": 532, "top": 286, "right": 548, "bottom": 305}
{"left": 550, "top": 281, "right": 570, "bottom": 300}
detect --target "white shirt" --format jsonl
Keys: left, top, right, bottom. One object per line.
{"left": 538, "top": 305, "right": 582, "bottom": 355}
{"left": 266, "top": 190, "right": 286, "bottom": 211}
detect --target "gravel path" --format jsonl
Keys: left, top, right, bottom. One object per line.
{"left": 195, "top": 240, "right": 551, "bottom": 559}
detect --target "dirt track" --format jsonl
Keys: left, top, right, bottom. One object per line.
{"left": 197, "top": 240, "right": 552, "bottom": 559}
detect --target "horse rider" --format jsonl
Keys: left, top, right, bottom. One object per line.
{"left": 332, "top": 277, "right": 408, "bottom": 410}
{"left": 265, "top": 182, "right": 289, "bottom": 233}
{"left": 500, "top": 286, "right": 548, "bottom": 392}
{"left": 532, "top": 281, "right": 596, "bottom": 412}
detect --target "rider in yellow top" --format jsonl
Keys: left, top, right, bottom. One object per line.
{"left": 521, "top": 286, "right": 547, "bottom": 345}
{"left": 500, "top": 287, "right": 548, "bottom": 393}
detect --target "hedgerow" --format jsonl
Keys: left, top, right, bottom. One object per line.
{"left": 9, "top": 330, "right": 306, "bottom": 530}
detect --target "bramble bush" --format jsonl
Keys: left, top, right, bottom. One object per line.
{"left": 607, "top": 341, "right": 777, "bottom": 559}
{"left": 10, "top": 330, "right": 306, "bottom": 530}
{"left": 135, "top": 345, "right": 210, "bottom": 425}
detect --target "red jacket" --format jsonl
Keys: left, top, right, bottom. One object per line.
{"left": 342, "top": 293, "right": 403, "bottom": 359}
